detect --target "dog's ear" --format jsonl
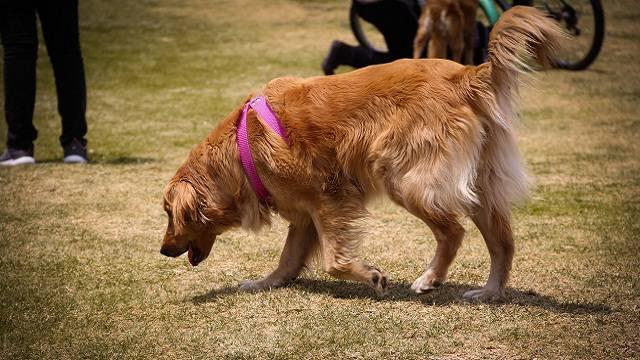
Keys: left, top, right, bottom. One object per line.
{"left": 170, "top": 181, "right": 200, "bottom": 233}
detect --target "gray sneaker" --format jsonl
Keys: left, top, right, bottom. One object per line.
{"left": 0, "top": 148, "right": 35, "bottom": 166}
{"left": 63, "top": 139, "right": 88, "bottom": 164}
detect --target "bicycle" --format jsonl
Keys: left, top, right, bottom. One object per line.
{"left": 350, "top": 0, "right": 605, "bottom": 70}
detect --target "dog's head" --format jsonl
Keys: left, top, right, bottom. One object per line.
{"left": 159, "top": 165, "right": 241, "bottom": 266}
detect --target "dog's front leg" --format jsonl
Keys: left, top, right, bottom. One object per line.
{"left": 413, "top": 16, "right": 431, "bottom": 59}
{"left": 450, "top": 31, "right": 465, "bottom": 64}
{"left": 240, "top": 219, "right": 318, "bottom": 292}
{"left": 312, "top": 203, "right": 389, "bottom": 296}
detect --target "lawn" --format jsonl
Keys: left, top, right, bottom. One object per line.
{"left": 1, "top": 0, "right": 639, "bottom": 358}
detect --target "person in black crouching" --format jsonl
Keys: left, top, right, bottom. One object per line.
{"left": 322, "top": 0, "right": 422, "bottom": 75}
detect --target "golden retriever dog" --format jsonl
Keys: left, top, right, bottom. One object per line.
{"left": 413, "top": 0, "right": 479, "bottom": 64}
{"left": 160, "top": 7, "right": 563, "bottom": 300}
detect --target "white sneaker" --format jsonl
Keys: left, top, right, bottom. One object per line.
{"left": 0, "top": 148, "right": 35, "bottom": 166}
{"left": 63, "top": 139, "right": 88, "bottom": 164}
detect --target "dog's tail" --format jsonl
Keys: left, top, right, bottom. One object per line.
{"left": 487, "top": 6, "right": 564, "bottom": 81}
{"left": 466, "top": 7, "right": 564, "bottom": 215}
{"left": 469, "top": 6, "right": 564, "bottom": 129}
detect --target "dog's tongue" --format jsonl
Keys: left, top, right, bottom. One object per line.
{"left": 187, "top": 245, "right": 197, "bottom": 266}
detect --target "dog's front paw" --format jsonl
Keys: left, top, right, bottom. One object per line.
{"left": 411, "top": 269, "right": 445, "bottom": 294}
{"left": 239, "top": 279, "right": 270, "bottom": 292}
{"left": 368, "top": 268, "right": 389, "bottom": 296}
{"left": 463, "top": 287, "right": 503, "bottom": 302}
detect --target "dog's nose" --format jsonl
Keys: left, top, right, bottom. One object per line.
{"left": 160, "top": 246, "right": 173, "bottom": 257}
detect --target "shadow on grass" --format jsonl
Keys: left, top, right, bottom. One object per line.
{"left": 192, "top": 279, "right": 612, "bottom": 315}
{"left": 33, "top": 156, "right": 156, "bottom": 165}
{"left": 90, "top": 156, "right": 156, "bottom": 165}
{"left": 192, "top": 285, "right": 241, "bottom": 303}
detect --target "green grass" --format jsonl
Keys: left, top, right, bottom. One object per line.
{"left": 1, "top": 0, "right": 639, "bottom": 358}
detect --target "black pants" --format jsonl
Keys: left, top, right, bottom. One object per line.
{"left": 344, "top": 0, "right": 420, "bottom": 68}
{"left": 1, "top": 0, "right": 87, "bottom": 150}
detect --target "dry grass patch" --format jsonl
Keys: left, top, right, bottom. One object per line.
{"left": 1, "top": 0, "right": 639, "bottom": 358}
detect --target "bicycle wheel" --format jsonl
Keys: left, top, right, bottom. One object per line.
{"left": 534, "top": 0, "right": 605, "bottom": 70}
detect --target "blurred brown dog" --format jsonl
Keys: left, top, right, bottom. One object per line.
{"left": 160, "top": 7, "right": 563, "bottom": 300}
{"left": 413, "top": 0, "right": 479, "bottom": 64}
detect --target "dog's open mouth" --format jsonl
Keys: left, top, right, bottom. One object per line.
{"left": 187, "top": 244, "right": 201, "bottom": 266}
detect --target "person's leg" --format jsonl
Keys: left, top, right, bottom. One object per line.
{"left": 358, "top": 0, "right": 419, "bottom": 59}
{"left": 0, "top": 1, "right": 39, "bottom": 153}
{"left": 322, "top": 40, "right": 391, "bottom": 75}
{"left": 322, "top": 0, "right": 417, "bottom": 74}
{"left": 36, "top": 0, "right": 88, "bottom": 153}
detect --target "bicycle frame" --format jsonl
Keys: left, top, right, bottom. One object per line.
{"left": 480, "top": 0, "right": 519, "bottom": 25}
{"left": 479, "top": 0, "right": 501, "bottom": 25}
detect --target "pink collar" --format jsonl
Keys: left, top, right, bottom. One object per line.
{"left": 236, "top": 96, "right": 288, "bottom": 202}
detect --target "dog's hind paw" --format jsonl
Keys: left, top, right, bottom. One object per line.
{"left": 411, "top": 269, "right": 444, "bottom": 294}
{"left": 239, "top": 279, "right": 271, "bottom": 292}
{"left": 463, "top": 287, "right": 503, "bottom": 302}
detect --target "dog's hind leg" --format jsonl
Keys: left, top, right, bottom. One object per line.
{"left": 311, "top": 198, "right": 389, "bottom": 296}
{"left": 412, "top": 219, "right": 465, "bottom": 294}
{"left": 240, "top": 218, "right": 318, "bottom": 292}
{"left": 404, "top": 205, "right": 465, "bottom": 294}
{"left": 380, "top": 172, "right": 465, "bottom": 294}
{"left": 463, "top": 205, "right": 514, "bottom": 301}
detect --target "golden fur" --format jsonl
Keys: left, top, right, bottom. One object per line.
{"left": 160, "top": 7, "right": 563, "bottom": 300}
{"left": 413, "top": 0, "right": 479, "bottom": 64}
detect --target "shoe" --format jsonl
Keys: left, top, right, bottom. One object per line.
{"left": 0, "top": 148, "right": 35, "bottom": 166}
{"left": 63, "top": 139, "right": 88, "bottom": 164}
{"left": 322, "top": 40, "right": 347, "bottom": 75}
